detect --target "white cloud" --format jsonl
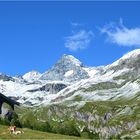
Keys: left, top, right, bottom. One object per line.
{"left": 65, "top": 30, "right": 94, "bottom": 51}
{"left": 101, "top": 20, "right": 140, "bottom": 47}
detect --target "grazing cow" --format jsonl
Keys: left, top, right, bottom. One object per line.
{"left": 8, "top": 125, "right": 16, "bottom": 134}
{"left": 8, "top": 125, "right": 24, "bottom": 135}
{"left": 13, "top": 130, "right": 24, "bottom": 135}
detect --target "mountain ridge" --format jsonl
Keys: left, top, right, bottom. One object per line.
{"left": 0, "top": 49, "right": 139, "bottom": 106}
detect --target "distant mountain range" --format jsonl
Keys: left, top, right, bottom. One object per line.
{"left": 0, "top": 49, "right": 140, "bottom": 106}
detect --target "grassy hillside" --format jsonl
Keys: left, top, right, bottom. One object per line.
{"left": 0, "top": 125, "right": 84, "bottom": 139}
{"left": 1, "top": 89, "right": 140, "bottom": 139}
{"left": 13, "top": 96, "right": 140, "bottom": 139}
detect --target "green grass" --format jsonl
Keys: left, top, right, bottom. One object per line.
{"left": 83, "top": 82, "right": 119, "bottom": 92}
{"left": 73, "top": 95, "right": 83, "bottom": 102}
{"left": 133, "top": 135, "right": 140, "bottom": 139}
{"left": 8, "top": 95, "right": 140, "bottom": 139}
{"left": 0, "top": 125, "right": 85, "bottom": 139}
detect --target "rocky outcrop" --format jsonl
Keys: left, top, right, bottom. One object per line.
{"left": 0, "top": 74, "right": 15, "bottom": 82}
{"left": 27, "top": 83, "right": 67, "bottom": 94}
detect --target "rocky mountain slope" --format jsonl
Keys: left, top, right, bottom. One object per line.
{"left": 40, "top": 54, "right": 89, "bottom": 82}
{"left": 0, "top": 49, "right": 140, "bottom": 106}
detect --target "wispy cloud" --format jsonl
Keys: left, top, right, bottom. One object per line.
{"left": 71, "top": 22, "right": 83, "bottom": 27}
{"left": 65, "top": 28, "right": 94, "bottom": 51}
{"left": 101, "top": 19, "right": 140, "bottom": 47}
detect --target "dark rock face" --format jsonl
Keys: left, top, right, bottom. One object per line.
{"left": 27, "top": 83, "right": 67, "bottom": 94}
{"left": 24, "top": 101, "right": 33, "bottom": 106}
{"left": 40, "top": 54, "right": 89, "bottom": 82}
{"left": 0, "top": 74, "right": 15, "bottom": 82}
{"left": 8, "top": 96, "right": 20, "bottom": 101}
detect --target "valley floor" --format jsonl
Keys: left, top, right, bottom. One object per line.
{"left": 0, "top": 125, "right": 84, "bottom": 139}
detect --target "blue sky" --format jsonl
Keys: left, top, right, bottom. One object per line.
{"left": 0, "top": 1, "right": 140, "bottom": 76}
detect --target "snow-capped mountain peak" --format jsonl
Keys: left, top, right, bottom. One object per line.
{"left": 40, "top": 54, "right": 89, "bottom": 82}
{"left": 23, "top": 70, "right": 42, "bottom": 82}
{"left": 61, "top": 54, "right": 82, "bottom": 66}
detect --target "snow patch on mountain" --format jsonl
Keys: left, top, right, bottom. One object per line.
{"left": 83, "top": 67, "right": 99, "bottom": 78}
{"left": 111, "top": 49, "right": 140, "bottom": 66}
{"left": 64, "top": 70, "right": 74, "bottom": 77}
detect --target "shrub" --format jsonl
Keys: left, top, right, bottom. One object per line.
{"left": 10, "top": 112, "right": 22, "bottom": 127}
{"left": 49, "top": 120, "right": 80, "bottom": 136}
{"left": 32, "top": 121, "right": 52, "bottom": 132}
{"left": 52, "top": 121, "right": 80, "bottom": 137}
{"left": 81, "top": 126, "right": 99, "bottom": 139}
{"left": 0, "top": 117, "right": 10, "bottom": 125}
